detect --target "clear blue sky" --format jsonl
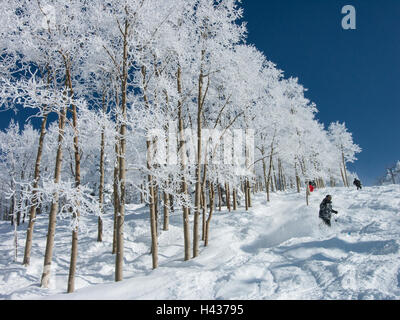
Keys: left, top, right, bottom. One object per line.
{"left": 241, "top": 0, "right": 400, "bottom": 186}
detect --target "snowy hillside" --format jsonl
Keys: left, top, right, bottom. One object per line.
{"left": 1, "top": 185, "right": 400, "bottom": 300}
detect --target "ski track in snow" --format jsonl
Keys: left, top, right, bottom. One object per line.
{"left": 1, "top": 185, "right": 400, "bottom": 300}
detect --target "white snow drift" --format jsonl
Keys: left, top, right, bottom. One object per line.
{"left": 1, "top": 185, "right": 400, "bottom": 300}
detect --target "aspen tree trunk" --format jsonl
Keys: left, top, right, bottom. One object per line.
{"left": 281, "top": 160, "right": 287, "bottom": 191}
{"left": 141, "top": 65, "right": 158, "bottom": 268}
{"left": 154, "top": 184, "right": 159, "bottom": 234}
{"left": 272, "top": 162, "right": 278, "bottom": 193}
{"left": 275, "top": 164, "right": 280, "bottom": 191}
{"left": 112, "top": 122, "right": 120, "bottom": 255}
{"left": 232, "top": 188, "right": 237, "bottom": 210}
{"left": 17, "top": 174, "right": 23, "bottom": 226}
{"left": 342, "top": 151, "right": 349, "bottom": 187}
{"left": 201, "top": 185, "right": 206, "bottom": 241}
{"left": 116, "top": 113, "right": 126, "bottom": 280}
{"left": 23, "top": 198, "right": 28, "bottom": 224}
{"left": 218, "top": 184, "right": 222, "bottom": 211}
{"left": 193, "top": 55, "right": 205, "bottom": 258}
{"left": 225, "top": 183, "right": 231, "bottom": 212}
{"left": 200, "top": 189, "right": 203, "bottom": 210}
{"left": 340, "top": 167, "right": 346, "bottom": 188}
{"left": 247, "top": 179, "right": 252, "bottom": 208}
{"left": 266, "top": 145, "right": 275, "bottom": 201}
{"left": 295, "top": 162, "right": 301, "bottom": 193}
{"left": 245, "top": 179, "right": 249, "bottom": 211}
{"left": 10, "top": 196, "right": 16, "bottom": 226}
{"left": 115, "top": 17, "right": 129, "bottom": 282}
{"left": 270, "top": 176, "right": 275, "bottom": 193}
{"left": 169, "top": 194, "right": 174, "bottom": 212}
{"left": 177, "top": 66, "right": 191, "bottom": 261}
{"left": 9, "top": 162, "right": 18, "bottom": 261}
{"left": 300, "top": 157, "right": 307, "bottom": 176}
{"left": 201, "top": 162, "right": 208, "bottom": 241}
{"left": 66, "top": 63, "right": 81, "bottom": 294}
{"left": 279, "top": 160, "right": 285, "bottom": 191}
{"left": 147, "top": 140, "right": 158, "bottom": 269}
{"left": 204, "top": 182, "right": 215, "bottom": 247}
{"left": 296, "top": 174, "right": 301, "bottom": 193}
{"left": 277, "top": 159, "right": 282, "bottom": 191}
{"left": 263, "top": 157, "right": 269, "bottom": 201}
{"left": 163, "top": 191, "right": 169, "bottom": 231}
{"left": 40, "top": 102, "right": 68, "bottom": 289}
{"left": 162, "top": 93, "right": 170, "bottom": 231}
{"left": 12, "top": 182, "right": 18, "bottom": 262}
{"left": 97, "top": 93, "right": 107, "bottom": 243}
{"left": 23, "top": 111, "right": 49, "bottom": 266}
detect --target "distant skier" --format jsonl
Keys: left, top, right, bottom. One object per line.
{"left": 353, "top": 178, "right": 362, "bottom": 190}
{"left": 312, "top": 180, "right": 316, "bottom": 188}
{"left": 308, "top": 181, "right": 314, "bottom": 192}
{"left": 319, "top": 195, "right": 338, "bottom": 227}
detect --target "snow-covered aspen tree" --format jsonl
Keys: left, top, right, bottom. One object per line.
{"left": 328, "top": 122, "right": 362, "bottom": 188}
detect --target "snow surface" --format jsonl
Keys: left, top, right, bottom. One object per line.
{"left": 1, "top": 185, "right": 400, "bottom": 300}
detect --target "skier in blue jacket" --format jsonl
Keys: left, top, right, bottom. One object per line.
{"left": 319, "top": 195, "right": 338, "bottom": 227}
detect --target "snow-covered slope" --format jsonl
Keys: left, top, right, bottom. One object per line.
{"left": 1, "top": 185, "right": 400, "bottom": 300}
